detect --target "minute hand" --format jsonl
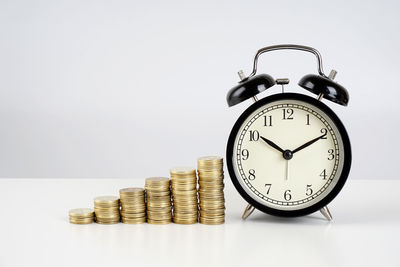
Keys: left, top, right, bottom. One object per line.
{"left": 292, "top": 133, "right": 327, "bottom": 154}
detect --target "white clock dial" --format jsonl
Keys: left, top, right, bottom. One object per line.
{"left": 232, "top": 98, "right": 345, "bottom": 211}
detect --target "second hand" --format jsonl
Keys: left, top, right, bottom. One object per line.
{"left": 285, "top": 160, "right": 289, "bottom": 181}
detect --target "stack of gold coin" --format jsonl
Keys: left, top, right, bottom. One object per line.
{"left": 197, "top": 156, "right": 225, "bottom": 225}
{"left": 119, "top": 188, "right": 146, "bottom": 224}
{"left": 145, "top": 177, "right": 172, "bottom": 224}
{"left": 94, "top": 196, "right": 120, "bottom": 224}
{"left": 69, "top": 208, "right": 94, "bottom": 224}
{"left": 170, "top": 167, "right": 198, "bottom": 224}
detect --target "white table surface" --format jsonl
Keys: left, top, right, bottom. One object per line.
{"left": 0, "top": 178, "right": 398, "bottom": 267}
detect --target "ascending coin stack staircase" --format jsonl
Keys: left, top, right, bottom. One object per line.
{"left": 170, "top": 167, "right": 199, "bottom": 224}
{"left": 197, "top": 156, "right": 225, "bottom": 225}
{"left": 69, "top": 155, "right": 225, "bottom": 226}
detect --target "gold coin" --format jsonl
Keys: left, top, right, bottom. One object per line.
{"left": 173, "top": 218, "right": 198, "bottom": 224}
{"left": 146, "top": 190, "right": 171, "bottom": 196}
{"left": 197, "top": 156, "right": 223, "bottom": 163}
{"left": 121, "top": 210, "right": 146, "bottom": 216}
{"left": 69, "top": 217, "right": 94, "bottom": 224}
{"left": 173, "top": 201, "right": 198, "bottom": 205}
{"left": 120, "top": 204, "right": 145, "bottom": 209}
{"left": 199, "top": 218, "right": 224, "bottom": 225}
{"left": 95, "top": 216, "right": 121, "bottom": 221}
{"left": 69, "top": 220, "right": 93, "bottom": 225}
{"left": 198, "top": 171, "right": 224, "bottom": 175}
{"left": 171, "top": 175, "right": 197, "bottom": 179}
{"left": 200, "top": 209, "right": 225, "bottom": 215}
{"left": 122, "top": 218, "right": 146, "bottom": 224}
{"left": 120, "top": 187, "right": 144, "bottom": 194}
{"left": 170, "top": 167, "right": 196, "bottom": 174}
{"left": 174, "top": 210, "right": 198, "bottom": 215}
{"left": 94, "top": 209, "right": 120, "bottom": 214}
{"left": 174, "top": 211, "right": 198, "bottom": 217}
{"left": 121, "top": 210, "right": 146, "bottom": 214}
{"left": 145, "top": 177, "right": 170, "bottom": 186}
{"left": 173, "top": 205, "right": 197, "bottom": 213}
{"left": 171, "top": 180, "right": 197, "bottom": 186}
{"left": 147, "top": 219, "right": 171, "bottom": 225}
{"left": 199, "top": 204, "right": 225, "bottom": 210}
{"left": 94, "top": 195, "right": 119, "bottom": 203}
{"left": 69, "top": 208, "right": 94, "bottom": 217}
{"left": 172, "top": 189, "right": 197, "bottom": 195}
{"left": 199, "top": 199, "right": 225, "bottom": 204}
{"left": 96, "top": 221, "right": 120, "bottom": 225}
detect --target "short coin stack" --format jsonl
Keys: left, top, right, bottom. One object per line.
{"left": 145, "top": 177, "right": 172, "bottom": 224}
{"left": 120, "top": 188, "right": 146, "bottom": 224}
{"left": 94, "top": 196, "right": 120, "bottom": 224}
{"left": 69, "top": 208, "right": 94, "bottom": 224}
{"left": 197, "top": 156, "right": 225, "bottom": 225}
{"left": 170, "top": 167, "right": 198, "bottom": 224}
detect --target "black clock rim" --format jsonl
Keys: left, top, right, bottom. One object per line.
{"left": 226, "top": 93, "right": 352, "bottom": 217}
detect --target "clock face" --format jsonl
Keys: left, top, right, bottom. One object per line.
{"left": 226, "top": 93, "right": 351, "bottom": 217}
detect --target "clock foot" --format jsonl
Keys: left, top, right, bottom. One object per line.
{"left": 320, "top": 205, "right": 333, "bottom": 221}
{"left": 242, "top": 204, "right": 255, "bottom": 220}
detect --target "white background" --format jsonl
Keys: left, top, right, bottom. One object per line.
{"left": 0, "top": 0, "right": 399, "bottom": 179}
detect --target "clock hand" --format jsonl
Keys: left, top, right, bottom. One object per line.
{"left": 260, "top": 136, "right": 285, "bottom": 153}
{"left": 292, "top": 133, "right": 327, "bottom": 154}
{"left": 285, "top": 160, "right": 289, "bottom": 180}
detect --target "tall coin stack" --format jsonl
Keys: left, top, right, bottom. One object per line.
{"left": 170, "top": 167, "right": 198, "bottom": 224}
{"left": 94, "top": 196, "right": 120, "bottom": 224}
{"left": 197, "top": 156, "right": 225, "bottom": 225}
{"left": 145, "top": 177, "right": 172, "bottom": 225}
{"left": 69, "top": 208, "right": 94, "bottom": 224}
{"left": 119, "top": 188, "right": 146, "bottom": 224}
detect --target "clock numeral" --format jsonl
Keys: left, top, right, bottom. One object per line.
{"left": 241, "top": 149, "right": 249, "bottom": 160}
{"left": 328, "top": 149, "right": 335, "bottom": 160}
{"left": 249, "top": 130, "right": 260, "bottom": 141}
{"left": 263, "top": 115, "right": 272, "bottom": 126}
{"left": 248, "top": 169, "right": 256, "bottom": 180}
{"left": 284, "top": 190, "right": 292, "bottom": 201}
{"left": 306, "top": 184, "right": 313, "bottom": 196}
{"left": 320, "top": 128, "right": 328, "bottom": 139}
{"left": 306, "top": 114, "right": 310, "bottom": 125}
{"left": 265, "top": 184, "right": 271, "bottom": 194}
{"left": 320, "top": 169, "right": 327, "bottom": 180}
{"left": 282, "top": 108, "right": 294, "bottom": 120}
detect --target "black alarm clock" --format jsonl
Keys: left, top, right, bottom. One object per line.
{"left": 226, "top": 44, "right": 351, "bottom": 221}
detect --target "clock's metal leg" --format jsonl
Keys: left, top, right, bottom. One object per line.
{"left": 242, "top": 204, "right": 255, "bottom": 220}
{"left": 320, "top": 205, "right": 333, "bottom": 221}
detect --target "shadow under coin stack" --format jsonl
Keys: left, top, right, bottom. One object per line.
{"left": 69, "top": 208, "right": 94, "bottom": 224}
{"left": 170, "top": 167, "right": 199, "bottom": 224}
{"left": 197, "top": 156, "right": 225, "bottom": 225}
{"left": 120, "top": 188, "right": 146, "bottom": 224}
{"left": 94, "top": 196, "right": 120, "bottom": 224}
{"left": 145, "top": 177, "right": 172, "bottom": 225}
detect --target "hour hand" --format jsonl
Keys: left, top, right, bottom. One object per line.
{"left": 260, "top": 136, "right": 285, "bottom": 153}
